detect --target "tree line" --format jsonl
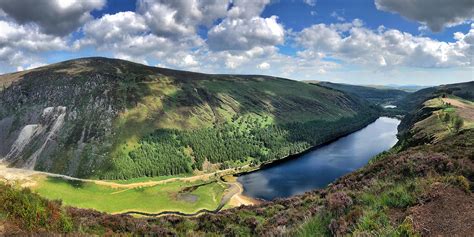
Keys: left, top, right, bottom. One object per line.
{"left": 101, "top": 111, "right": 377, "bottom": 179}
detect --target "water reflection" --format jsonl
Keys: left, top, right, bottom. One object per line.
{"left": 238, "top": 117, "right": 400, "bottom": 200}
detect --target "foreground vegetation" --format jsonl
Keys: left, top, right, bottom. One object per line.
{"left": 0, "top": 182, "right": 73, "bottom": 234}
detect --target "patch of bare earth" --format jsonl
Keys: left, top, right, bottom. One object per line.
{"left": 408, "top": 184, "right": 474, "bottom": 236}
{"left": 0, "top": 220, "right": 26, "bottom": 235}
{"left": 442, "top": 98, "right": 474, "bottom": 121}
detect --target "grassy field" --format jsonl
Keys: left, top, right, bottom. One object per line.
{"left": 32, "top": 176, "right": 226, "bottom": 214}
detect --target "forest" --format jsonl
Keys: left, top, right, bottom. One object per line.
{"left": 101, "top": 111, "right": 378, "bottom": 179}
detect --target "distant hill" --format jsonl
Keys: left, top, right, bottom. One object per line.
{"left": 395, "top": 81, "right": 474, "bottom": 112}
{"left": 382, "top": 84, "right": 429, "bottom": 92}
{"left": 0, "top": 57, "right": 378, "bottom": 179}
{"left": 312, "top": 81, "right": 409, "bottom": 105}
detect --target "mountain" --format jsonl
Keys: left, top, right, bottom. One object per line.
{"left": 314, "top": 81, "right": 409, "bottom": 105}
{"left": 1, "top": 81, "right": 472, "bottom": 236}
{"left": 383, "top": 84, "right": 430, "bottom": 92}
{"left": 0, "top": 57, "right": 378, "bottom": 179}
{"left": 395, "top": 81, "right": 474, "bottom": 112}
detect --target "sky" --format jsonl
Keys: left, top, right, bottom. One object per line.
{"left": 0, "top": 0, "right": 472, "bottom": 85}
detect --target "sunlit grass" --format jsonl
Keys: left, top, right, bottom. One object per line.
{"left": 32, "top": 176, "right": 226, "bottom": 214}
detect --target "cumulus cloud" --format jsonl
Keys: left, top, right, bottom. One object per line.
{"left": 209, "top": 46, "right": 278, "bottom": 69}
{"left": 0, "top": 0, "right": 105, "bottom": 36}
{"left": 0, "top": 18, "right": 67, "bottom": 70}
{"left": 296, "top": 20, "right": 473, "bottom": 68}
{"left": 208, "top": 16, "right": 285, "bottom": 51}
{"left": 257, "top": 62, "right": 270, "bottom": 70}
{"left": 137, "top": 0, "right": 229, "bottom": 39}
{"left": 76, "top": 11, "right": 204, "bottom": 65}
{"left": 207, "top": 0, "right": 284, "bottom": 52}
{"left": 1, "top": 0, "right": 471, "bottom": 83}
{"left": 227, "top": 0, "right": 270, "bottom": 19}
{"left": 375, "top": 0, "right": 474, "bottom": 32}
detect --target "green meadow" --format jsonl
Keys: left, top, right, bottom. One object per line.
{"left": 32, "top": 176, "right": 226, "bottom": 214}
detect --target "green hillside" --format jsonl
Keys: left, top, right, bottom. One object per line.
{"left": 0, "top": 57, "right": 378, "bottom": 179}
{"left": 1, "top": 81, "right": 472, "bottom": 236}
{"left": 395, "top": 81, "right": 474, "bottom": 112}
{"left": 314, "top": 81, "right": 409, "bottom": 105}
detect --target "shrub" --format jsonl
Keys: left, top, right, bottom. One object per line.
{"left": 381, "top": 184, "right": 416, "bottom": 208}
{"left": 452, "top": 116, "right": 464, "bottom": 132}
{"left": 396, "top": 217, "right": 420, "bottom": 237}
{"left": 296, "top": 212, "right": 332, "bottom": 237}
{"left": 444, "top": 175, "right": 470, "bottom": 192}
{"left": 0, "top": 183, "right": 73, "bottom": 233}
{"left": 327, "top": 192, "right": 353, "bottom": 214}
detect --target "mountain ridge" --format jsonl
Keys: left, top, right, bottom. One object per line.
{"left": 0, "top": 57, "right": 378, "bottom": 179}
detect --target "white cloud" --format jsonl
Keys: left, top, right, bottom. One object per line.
{"left": 183, "top": 54, "right": 199, "bottom": 67}
{"left": 137, "top": 0, "right": 230, "bottom": 39}
{"left": 206, "top": 0, "right": 284, "bottom": 53}
{"left": 257, "top": 62, "right": 270, "bottom": 70}
{"left": 375, "top": 0, "right": 474, "bottom": 32}
{"left": 80, "top": 11, "right": 148, "bottom": 47}
{"left": 296, "top": 20, "right": 473, "bottom": 68}
{"left": 303, "top": 0, "right": 316, "bottom": 7}
{"left": 208, "top": 16, "right": 285, "bottom": 51}
{"left": 331, "top": 11, "right": 345, "bottom": 21}
{"left": 227, "top": 0, "right": 270, "bottom": 19}
{"left": 0, "top": 0, "right": 471, "bottom": 85}
{"left": 76, "top": 11, "right": 203, "bottom": 64}
{"left": 0, "top": 19, "right": 67, "bottom": 69}
{"left": 25, "top": 62, "right": 47, "bottom": 70}
{"left": 0, "top": 0, "right": 105, "bottom": 36}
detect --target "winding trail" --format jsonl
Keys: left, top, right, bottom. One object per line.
{"left": 0, "top": 163, "right": 236, "bottom": 188}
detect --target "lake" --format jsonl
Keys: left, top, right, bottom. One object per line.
{"left": 238, "top": 117, "right": 400, "bottom": 200}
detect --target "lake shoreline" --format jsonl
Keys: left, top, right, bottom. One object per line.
{"left": 234, "top": 115, "right": 381, "bottom": 178}
{"left": 237, "top": 116, "right": 401, "bottom": 200}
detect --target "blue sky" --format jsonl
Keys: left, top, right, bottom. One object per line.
{"left": 0, "top": 0, "right": 472, "bottom": 85}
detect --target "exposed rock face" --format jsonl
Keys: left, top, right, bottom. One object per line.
{"left": 0, "top": 59, "right": 120, "bottom": 177}
{"left": 2, "top": 106, "right": 67, "bottom": 169}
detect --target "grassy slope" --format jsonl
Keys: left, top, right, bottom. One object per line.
{"left": 0, "top": 57, "right": 378, "bottom": 179}
{"left": 396, "top": 81, "right": 474, "bottom": 112}
{"left": 314, "top": 81, "right": 409, "bottom": 105}
{"left": 1, "top": 83, "right": 473, "bottom": 236}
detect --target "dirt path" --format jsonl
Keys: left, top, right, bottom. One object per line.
{"left": 442, "top": 98, "right": 474, "bottom": 121}
{"left": 409, "top": 184, "right": 474, "bottom": 236}
{"left": 0, "top": 162, "right": 237, "bottom": 189}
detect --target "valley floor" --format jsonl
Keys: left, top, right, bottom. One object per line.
{"left": 0, "top": 163, "right": 259, "bottom": 216}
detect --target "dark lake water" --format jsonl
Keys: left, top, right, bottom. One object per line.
{"left": 238, "top": 117, "right": 400, "bottom": 200}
